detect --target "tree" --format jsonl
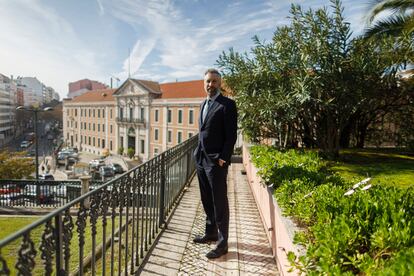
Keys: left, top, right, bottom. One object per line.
{"left": 218, "top": 0, "right": 411, "bottom": 158}
{"left": 365, "top": 0, "right": 414, "bottom": 38}
{"left": 0, "top": 150, "right": 35, "bottom": 179}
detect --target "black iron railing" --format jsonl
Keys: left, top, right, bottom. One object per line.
{"left": 0, "top": 180, "right": 104, "bottom": 208}
{"left": 115, "top": 117, "right": 146, "bottom": 125}
{"left": 0, "top": 135, "right": 197, "bottom": 275}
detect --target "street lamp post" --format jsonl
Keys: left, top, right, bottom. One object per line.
{"left": 16, "top": 106, "right": 53, "bottom": 180}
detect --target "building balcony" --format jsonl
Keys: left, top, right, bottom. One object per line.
{"left": 115, "top": 117, "right": 146, "bottom": 126}
{"left": 0, "top": 137, "right": 281, "bottom": 275}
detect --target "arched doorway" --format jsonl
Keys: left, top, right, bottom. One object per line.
{"left": 127, "top": 127, "right": 136, "bottom": 154}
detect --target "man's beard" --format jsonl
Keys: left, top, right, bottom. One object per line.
{"left": 208, "top": 87, "right": 218, "bottom": 95}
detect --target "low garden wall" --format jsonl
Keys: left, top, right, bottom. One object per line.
{"left": 242, "top": 143, "right": 300, "bottom": 276}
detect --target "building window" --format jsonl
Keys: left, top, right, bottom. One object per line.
{"left": 119, "top": 108, "right": 123, "bottom": 119}
{"left": 140, "top": 107, "right": 144, "bottom": 119}
{"left": 110, "top": 125, "right": 113, "bottom": 134}
{"left": 102, "top": 124, "right": 105, "bottom": 132}
{"left": 89, "top": 137, "right": 91, "bottom": 145}
{"left": 178, "top": 109, "right": 183, "bottom": 124}
{"left": 140, "top": 140, "right": 145, "bottom": 154}
{"left": 93, "top": 137, "right": 95, "bottom": 147}
{"left": 102, "top": 109, "right": 105, "bottom": 118}
{"left": 167, "top": 109, "right": 172, "bottom": 123}
{"left": 120, "top": 136, "right": 123, "bottom": 149}
{"left": 154, "top": 128, "right": 159, "bottom": 141}
{"left": 168, "top": 130, "right": 172, "bottom": 143}
{"left": 155, "top": 109, "right": 159, "bottom": 122}
{"left": 75, "top": 134, "right": 78, "bottom": 142}
{"left": 102, "top": 139, "right": 105, "bottom": 149}
{"left": 75, "top": 109, "right": 77, "bottom": 116}
{"left": 189, "top": 110, "right": 194, "bottom": 124}
{"left": 154, "top": 147, "right": 159, "bottom": 156}
{"left": 177, "top": 131, "right": 182, "bottom": 143}
{"left": 98, "top": 138, "right": 100, "bottom": 148}
{"left": 110, "top": 109, "right": 112, "bottom": 118}
{"left": 110, "top": 141, "right": 113, "bottom": 151}
{"left": 130, "top": 107, "right": 133, "bottom": 119}
{"left": 98, "top": 109, "right": 100, "bottom": 118}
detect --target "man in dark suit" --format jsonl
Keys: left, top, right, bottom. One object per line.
{"left": 193, "top": 68, "right": 238, "bottom": 259}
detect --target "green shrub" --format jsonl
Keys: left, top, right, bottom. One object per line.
{"left": 250, "top": 145, "right": 414, "bottom": 274}
{"left": 127, "top": 147, "right": 135, "bottom": 159}
{"left": 118, "top": 147, "right": 124, "bottom": 155}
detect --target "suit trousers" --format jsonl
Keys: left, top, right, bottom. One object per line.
{"left": 196, "top": 152, "right": 229, "bottom": 248}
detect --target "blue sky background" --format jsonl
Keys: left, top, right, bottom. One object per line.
{"left": 0, "top": 0, "right": 374, "bottom": 98}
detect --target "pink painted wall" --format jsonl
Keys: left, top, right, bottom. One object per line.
{"left": 243, "top": 144, "right": 300, "bottom": 276}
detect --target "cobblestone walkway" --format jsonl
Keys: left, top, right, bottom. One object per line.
{"left": 140, "top": 164, "right": 279, "bottom": 275}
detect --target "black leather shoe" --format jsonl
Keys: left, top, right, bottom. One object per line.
{"left": 193, "top": 235, "right": 218, "bottom": 244}
{"left": 206, "top": 245, "right": 228, "bottom": 259}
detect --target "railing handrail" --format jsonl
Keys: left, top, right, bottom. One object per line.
{"left": 0, "top": 135, "right": 197, "bottom": 250}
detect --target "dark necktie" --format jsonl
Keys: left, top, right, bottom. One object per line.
{"left": 202, "top": 99, "right": 211, "bottom": 123}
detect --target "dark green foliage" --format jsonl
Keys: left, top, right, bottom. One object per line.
{"left": 218, "top": 0, "right": 413, "bottom": 157}
{"left": 250, "top": 145, "right": 414, "bottom": 274}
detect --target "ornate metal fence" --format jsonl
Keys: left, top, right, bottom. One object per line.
{"left": 0, "top": 180, "right": 103, "bottom": 208}
{"left": 0, "top": 135, "right": 197, "bottom": 275}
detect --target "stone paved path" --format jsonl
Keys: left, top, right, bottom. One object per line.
{"left": 140, "top": 163, "right": 279, "bottom": 275}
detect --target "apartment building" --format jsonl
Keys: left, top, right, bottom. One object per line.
{"left": 63, "top": 79, "right": 205, "bottom": 161}
{"left": 16, "top": 77, "right": 44, "bottom": 107}
{"left": 0, "top": 74, "right": 16, "bottom": 144}
{"left": 63, "top": 89, "right": 117, "bottom": 156}
{"left": 68, "top": 79, "right": 109, "bottom": 99}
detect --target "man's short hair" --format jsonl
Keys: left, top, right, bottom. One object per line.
{"left": 204, "top": 68, "right": 221, "bottom": 77}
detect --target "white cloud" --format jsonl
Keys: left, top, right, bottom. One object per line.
{"left": 0, "top": 0, "right": 108, "bottom": 98}
{"left": 99, "top": 0, "right": 284, "bottom": 82}
{"left": 123, "top": 38, "right": 158, "bottom": 76}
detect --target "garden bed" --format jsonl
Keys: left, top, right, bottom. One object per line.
{"left": 243, "top": 144, "right": 414, "bottom": 275}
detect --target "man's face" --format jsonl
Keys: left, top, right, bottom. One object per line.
{"left": 204, "top": 72, "right": 221, "bottom": 97}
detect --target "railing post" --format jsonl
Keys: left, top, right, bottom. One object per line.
{"left": 79, "top": 175, "right": 91, "bottom": 208}
{"left": 54, "top": 213, "right": 64, "bottom": 275}
{"left": 159, "top": 153, "right": 166, "bottom": 227}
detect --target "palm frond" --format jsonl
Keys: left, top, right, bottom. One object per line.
{"left": 369, "top": 0, "right": 414, "bottom": 22}
{"left": 364, "top": 14, "right": 410, "bottom": 37}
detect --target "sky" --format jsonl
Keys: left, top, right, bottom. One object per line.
{"left": 0, "top": 0, "right": 374, "bottom": 99}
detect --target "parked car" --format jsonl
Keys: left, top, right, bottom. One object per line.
{"left": 24, "top": 184, "right": 55, "bottom": 203}
{"left": 39, "top": 173, "right": 55, "bottom": 180}
{"left": 109, "top": 163, "right": 125, "bottom": 174}
{"left": 59, "top": 148, "right": 78, "bottom": 159}
{"left": 0, "top": 184, "right": 22, "bottom": 195}
{"left": 57, "top": 152, "right": 70, "bottom": 165}
{"left": 89, "top": 159, "right": 105, "bottom": 169}
{"left": 99, "top": 165, "right": 115, "bottom": 178}
{"left": 20, "top": 141, "right": 31, "bottom": 148}
{"left": 26, "top": 148, "right": 36, "bottom": 157}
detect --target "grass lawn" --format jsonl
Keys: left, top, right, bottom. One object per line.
{"left": 0, "top": 214, "right": 151, "bottom": 275}
{"left": 329, "top": 148, "right": 414, "bottom": 188}
{"left": 0, "top": 216, "right": 119, "bottom": 275}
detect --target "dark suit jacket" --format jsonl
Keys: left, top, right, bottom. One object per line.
{"left": 194, "top": 94, "right": 238, "bottom": 166}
